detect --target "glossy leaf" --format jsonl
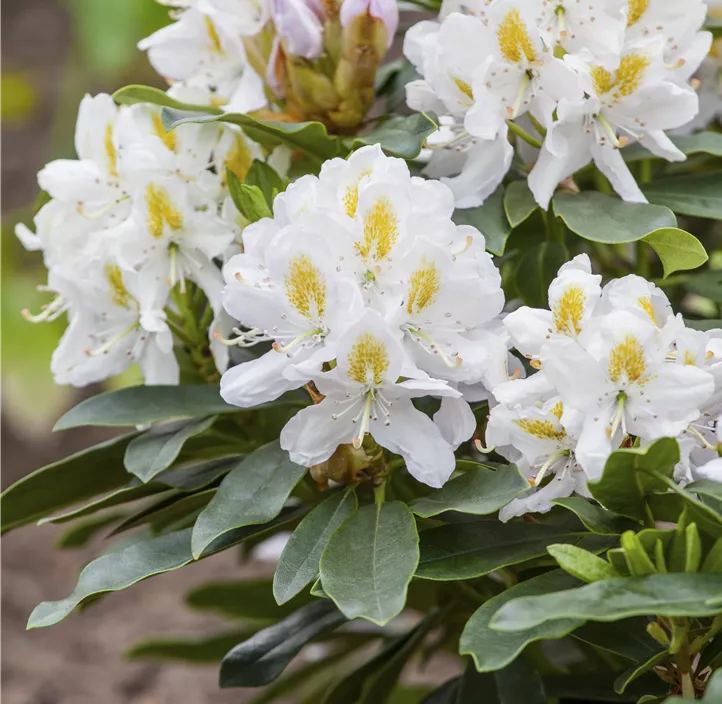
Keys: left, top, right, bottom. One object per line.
{"left": 547, "top": 543, "right": 620, "bottom": 583}
{"left": 124, "top": 415, "right": 216, "bottom": 482}
{"left": 411, "top": 463, "right": 528, "bottom": 518}
{"left": 227, "top": 170, "right": 272, "bottom": 222}
{"left": 452, "top": 187, "right": 511, "bottom": 256}
{"left": 552, "top": 497, "right": 638, "bottom": 535}
{"left": 642, "top": 172, "right": 722, "bottom": 219}
{"left": 245, "top": 159, "right": 286, "bottom": 206}
{"left": 572, "top": 618, "right": 663, "bottom": 662}
{"left": 416, "top": 520, "right": 613, "bottom": 581}
{"left": 1, "top": 433, "right": 137, "bottom": 533}
{"left": 491, "top": 573, "right": 722, "bottom": 633}
{"left": 56, "top": 512, "right": 127, "bottom": 549}
{"left": 514, "top": 242, "right": 569, "bottom": 308}
{"left": 320, "top": 501, "right": 419, "bottom": 626}
{"left": 642, "top": 228, "right": 708, "bottom": 278}
{"left": 273, "top": 489, "right": 357, "bottom": 605}
{"left": 614, "top": 651, "right": 670, "bottom": 694}
{"left": 126, "top": 629, "right": 254, "bottom": 663}
{"left": 504, "top": 180, "right": 538, "bottom": 228}
{"left": 460, "top": 570, "right": 582, "bottom": 672}
{"left": 112, "top": 84, "right": 221, "bottom": 113}
{"left": 191, "top": 441, "right": 307, "bottom": 558}
{"left": 494, "top": 656, "right": 546, "bottom": 704}
{"left": 553, "top": 192, "right": 676, "bottom": 243}
{"left": 219, "top": 600, "right": 346, "bottom": 688}
{"left": 152, "top": 455, "right": 243, "bottom": 492}
{"left": 350, "top": 112, "right": 439, "bottom": 159}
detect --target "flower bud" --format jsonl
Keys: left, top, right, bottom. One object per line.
{"left": 339, "top": 0, "right": 398, "bottom": 49}
{"left": 272, "top": 0, "right": 324, "bottom": 59}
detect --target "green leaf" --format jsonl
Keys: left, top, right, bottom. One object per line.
{"left": 411, "top": 463, "right": 528, "bottom": 518}
{"left": 490, "top": 573, "right": 722, "bottom": 633}
{"left": 552, "top": 497, "right": 638, "bottom": 535}
{"left": 112, "top": 84, "right": 222, "bottom": 114}
{"left": 227, "top": 172, "right": 273, "bottom": 223}
{"left": 319, "top": 501, "right": 419, "bottom": 626}
{"left": 553, "top": 192, "right": 676, "bottom": 244}
{"left": 416, "top": 520, "right": 613, "bottom": 581}
{"left": 685, "top": 270, "right": 722, "bottom": 302}
{"left": 56, "top": 512, "right": 127, "bottom": 549}
{"left": 219, "top": 600, "right": 346, "bottom": 687}
{"left": 460, "top": 570, "right": 583, "bottom": 672}
{"left": 191, "top": 441, "right": 306, "bottom": 558}
{"left": 514, "top": 242, "right": 569, "bottom": 307}
{"left": 687, "top": 479, "right": 722, "bottom": 504}
{"left": 572, "top": 618, "right": 663, "bottom": 662}
{"left": 124, "top": 415, "right": 216, "bottom": 482}
{"left": 126, "top": 629, "right": 254, "bottom": 663}
{"left": 452, "top": 187, "right": 511, "bottom": 256}
{"left": 642, "top": 172, "right": 722, "bottom": 219}
{"left": 614, "top": 650, "right": 671, "bottom": 694}
{"left": 349, "top": 112, "right": 438, "bottom": 159}
{"left": 702, "top": 537, "right": 722, "bottom": 573}
{"left": 548, "top": 543, "right": 620, "bottom": 583}
{"left": 504, "top": 180, "right": 539, "bottom": 228}
{"left": 162, "top": 107, "right": 344, "bottom": 162}
{"left": 1, "top": 433, "right": 137, "bottom": 533}
{"left": 494, "top": 656, "right": 546, "bottom": 704}
{"left": 54, "top": 385, "right": 238, "bottom": 429}
{"left": 273, "top": 489, "right": 358, "bottom": 605}
{"left": 543, "top": 673, "right": 666, "bottom": 701}
{"left": 245, "top": 159, "right": 286, "bottom": 206}
{"left": 642, "top": 228, "right": 708, "bottom": 278}
{"left": 587, "top": 438, "right": 680, "bottom": 522}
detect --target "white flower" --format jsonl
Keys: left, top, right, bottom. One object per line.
{"left": 280, "top": 309, "right": 462, "bottom": 487}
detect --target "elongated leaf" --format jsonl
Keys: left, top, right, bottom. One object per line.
{"left": 552, "top": 497, "right": 638, "bottom": 535}
{"left": 126, "top": 629, "right": 254, "bottom": 663}
{"left": 504, "top": 180, "right": 538, "bottom": 228}
{"left": 152, "top": 455, "right": 243, "bottom": 491}
{"left": 416, "top": 520, "right": 613, "bottom": 581}
{"left": 411, "top": 463, "right": 528, "bottom": 518}
{"left": 491, "top": 573, "right": 722, "bottom": 633}
{"left": 350, "top": 112, "right": 438, "bottom": 159}
{"left": 191, "top": 441, "right": 307, "bottom": 557}
{"left": 543, "top": 673, "right": 666, "bottom": 701}
{"left": 614, "top": 651, "right": 670, "bottom": 694}
{"left": 112, "top": 84, "right": 222, "bottom": 113}
{"left": 547, "top": 544, "right": 619, "bottom": 583}
{"left": 1, "top": 433, "right": 137, "bottom": 533}
{"left": 514, "top": 242, "right": 569, "bottom": 307}
{"left": 460, "top": 570, "right": 582, "bottom": 672}
{"left": 420, "top": 679, "right": 459, "bottom": 703}
{"left": 643, "top": 172, "right": 722, "bottom": 219}
{"left": 54, "top": 385, "right": 237, "bottom": 429}
{"left": 162, "top": 108, "right": 344, "bottom": 162}
{"left": 687, "top": 479, "right": 722, "bottom": 504}
{"left": 494, "top": 656, "right": 546, "bottom": 704}
{"left": 572, "top": 618, "right": 663, "bottom": 662}
{"left": 642, "top": 228, "right": 708, "bottom": 278}
{"left": 56, "top": 512, "right": 127, "bottom": 549}
{"left": 227, "top": 171, "right": 272, "bottom": 223}
{"left": 220, "top": 600, "right": 346, "bottom": 687}
{"left": 685, "top": 270, "right": 722, "bottom": 302}
{"left": 320, "top": 501, "right": 419, "bottom": 626}
{"left": 452, "top": 187, "right": 511, "bottom": 256}
{"left": 587, "top": 438, "right": 680, "bottom": 522}
{"left": 274, "top": 489, "right": 357, "bottom": 605}
{"left": 553, "top": 192, "right": 676, "bottom": 243}
{"left": 124, "top": 415, "right": 216, "bottom": 482}
{"left": 245, "top": 159, "right": 286, "bottom": 206}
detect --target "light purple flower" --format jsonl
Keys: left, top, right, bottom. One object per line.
{"left": 272, "top": 0, "right": 324, "bottom": 59}
{"left": 340, "top": 0, "right": 398, "bottom": 47}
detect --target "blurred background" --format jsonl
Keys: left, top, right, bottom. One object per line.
{"left": 2, "top": 1, "right": 255, "bottom": 701}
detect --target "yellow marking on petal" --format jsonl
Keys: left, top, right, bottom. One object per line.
{"left": 343, "top": 168, "right": 372, "bottom": 219}
{"left": 553, "top": 285, "right": 585, "bottom": 336}
{"left": 627, "top": 0, "right": 649, "bottom": 27}
{"left": 608, "top": 335, "right": 649, "bottom": 384}
{"left": 104, "top": 263, "right": 131, "bottom": 308}
{"left": 516, "top": 418, "right": 566, "bottom": 441}
{"left": 683, "top": 350, "right": 696, "bottom": 365}
{"left": 205, "top": 16, "right": 224, "bottom": 53}
{"left": 225, "top": 135, "right": 253, "bottom": 184}
{"left": 406, "top": 257, "right": 441, "bottom": 316}
{"left": 104, "top": 122, "right": 118, "bottom": 178}
{"left": 152, "top": 113, "right": 177, "bottom": 152}
{"left": 356, "top": 196, "right": 398, "bottom": 262}
{"left": 497, "top": 9, "right": 536, "bottom": 64}
{"left": 637, "top": 296, "right": 658, "bottom": 326}
{"left": 551, "top": 401, "right": 564, "bottom": 420}
{"left": 451, "top": 75, "right": 474, "bottom": 100}
{"left": 591, "top": 54, "right": 650, "bottom": 98}
{"left": 591, "top": 66, "right": 615, "bottom": 96}
{"left": 145, "top": 183, "right": 184, "bottom": 239}
{"left": 283, "top": 253, "right": 327, "bottom": 321}
{"left": 347, "top": 332, "right": 389, "bottom": 386}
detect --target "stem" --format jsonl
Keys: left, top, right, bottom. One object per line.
{"left": 374, "top": 481, "right": 386, "bottom": 505}
{"left": 636, "top": 240, "right": 651, "bottom": 279}
{"left": 640, "top": 158, "right": 652, "bottom": 185}
{"left": 542, "top": 208, "right": 565, "bottom": 244}
{"left": 671, "top": 619, "right": 696, "bottom": 699}
{"left": 527, "top": 112, "right": 547, "bottom": 137}
{"left": 507, "top": 120, "right": 543, "bottom": 149}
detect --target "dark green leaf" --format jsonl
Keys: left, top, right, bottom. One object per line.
{"left": 350, "top": 112, "right": 438, "bottom": 159}
{"left": 54, "top": 385, "right": 237, "bottom": 429}
{"left": 553, "top": 192, "right": 676, "bottom": 243}
{"left": 452, "top": 187, "right": 511, "bottom": 256}
{"left": 491, "top": 573, "right": 722, "bottom": 633}
{"left": 191, "top": 441, "right": 307, "bottom": 558}
{"left": 702, "top": 537, "right": 722, "bottom": 574}
{"left": 587, "top": 438, "right": 680, "bottom": 522}
{"left": 614, "top": 650, "right": 670, "bottom": 694}
{"left": 126, "top": 629, "right": 254, "bottom": 663}
{"left": 552, "top": 497, "right": 638, "bottom": 535}
{"left": 2, "top": 433, "right": 137, "bottom": 533}
{"left": 494, "top": 656, "right": 546, "bottom": 704}
{"left": 685, "top": 318, "right": 722, "bottom": 331}
{"left": 460, "top": 570, "right": 582, "bottom": 672}
{"left": 420, "top": 679, "right": 459, "bottom": 703}
{"left": 320, "top": 501, "right": 419, "bottom": 625}
{"left": 220, "top": 600, "right": 346, "bottom": 687}
{"left": 411, "top": 463, "right": 528, "bottom": 518}
{"left": 572, "top": 618, "right": 663, "bottom": 662}
{"left": 685, "top": 270, "right": 722, "bottom": 302}
{"left": 642, "top": 228, "right": 708, "bottom": 278}
{"left": 699, "top": 635, "right": 722, "bottom": 671}
{"left": 153, "top": 455, "right": 243, "bottom": 492}
{"left": 642, "top": 172, "right": 722, "bottom": 219}
{"left": 112, "top": 84, "right": 222, "bottom": 113}
{"left": 56, "top": 512, "right": 127, "bottom": 549}
{"left": 543, "top": 673, "right": 667, "bottom": 702}
{"left": 416, "top": 520, "right": 613, "bottom": 581}
{"left": 504, "top": 180, "right": 539, "bottom": 228}
{"left": 514, "top": 242, "right": 569, "bottom": 307}
{"left": 124, "top": 416, "right": 216, "bottom": 482}
{"left": 274, "top": 489, "right": 357, "bottom": 605}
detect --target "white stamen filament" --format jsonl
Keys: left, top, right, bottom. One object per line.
{"left": 84, "top": 321, "right": 140, "bottom": 357}
{"left": 686, "top": 425, "right": 718, "bottom": 452}
{"left": 77, "top": 195, "right": 129, "bottom": 219}
{"left": 272, "top": 327, "right": 323, "bottom": 354}
{"left": 451, "top": 235, "right": 474, "bottom": 257}
{"left": 507, "top": 73, "right": 531, "bottom": 120}
{"left": 406, "top": 326, "right": 462, "bottom": 369}
{"left": 353, "top": 392, "right": 374, "bottom": 448}
{"left": 534, "top": 449, "right": 569, "bottom": 487}
{"left": 22, "top": 295, "right": 68, "bottom": 323}
{"left": 214, "top": 327, "right": 270, "bottom": 347}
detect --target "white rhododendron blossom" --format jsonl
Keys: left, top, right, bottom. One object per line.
{"left": 405, "top": 0, "right": 712, "bottom": 208}
{"left": 219, "top": 145, "right": 508, "bottom": 487}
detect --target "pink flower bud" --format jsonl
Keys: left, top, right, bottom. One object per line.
{"left": 272, "top": 0, "right": 324, "bottom": 59}
{"left": 340, "top": 0, "right": 399, "bottom": 47}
